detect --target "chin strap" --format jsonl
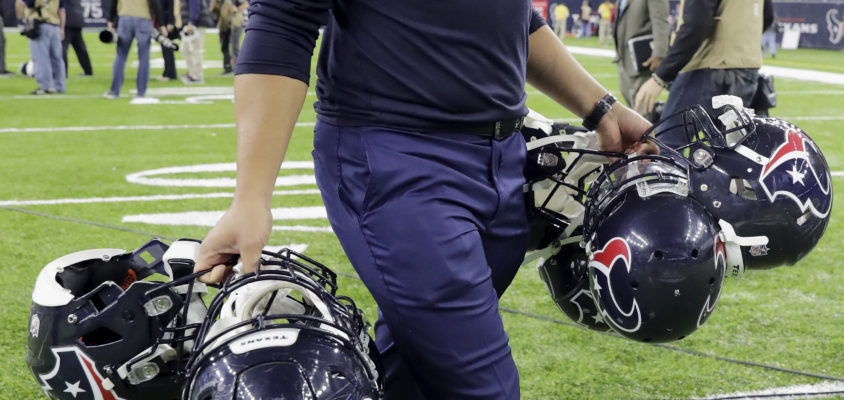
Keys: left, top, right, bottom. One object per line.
{"left": 718, "top": 219, "right": 769, "bottom": 277}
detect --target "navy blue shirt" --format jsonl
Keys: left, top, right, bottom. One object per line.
{"left": 237, "top": 0, "right": 545, "bottom": 129}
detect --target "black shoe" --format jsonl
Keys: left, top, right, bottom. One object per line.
{"left": 0, "top": 70, "right": 13, "bottom": 77}
{"left": 31, "top": 88, "right": 50, "bottom": 95}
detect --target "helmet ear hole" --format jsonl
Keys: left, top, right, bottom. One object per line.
{"left": 690, "top": 249, "right": 699, "bottom": 259}
{"left": 729, "top": 178, "right": 758, "bottom": 200}
{"left": 652, "top": 250, "right": 664, "bottom": 260}
{"left": 80, "top": 327, "right": 123, "bottom": 346}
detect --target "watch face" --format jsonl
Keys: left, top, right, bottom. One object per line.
{"left": 584, "top": 94, "right": 617, "bottom": 130}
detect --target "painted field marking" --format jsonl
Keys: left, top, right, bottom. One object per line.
{"left": 125, "top": 161, "right": 315, "bottom": 187}
{"left": 121, "top": 207, "right": 332, "bottom": 233}
{"left": 696, "top": 380, "right": 844, "bottom": 400}
{"left": 0, "top": 189, "right": 321, "bottom": 207}
{"left": 0, "top": 122, "right": 315, "bottom": 134}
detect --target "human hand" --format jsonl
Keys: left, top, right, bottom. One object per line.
{"left": 642, "top": 56, "right": 662, "bottom": 71}
{"left": 633, "top": 77, "right": 664, "bottom": 114}
{"left": 194, "top": 201, "right": 273, "bottom": 283}
{"left": 595, "top": 102, "right": 659, "bottom": 156}
{"left": 184, "top": 23, "right": 195, "bottom": 35}
{"left": 159, "top": 26, "right": 168, "bottom": 36}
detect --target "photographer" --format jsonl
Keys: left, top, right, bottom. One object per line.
{"left": 103, "top": 0, "right": 166, "bottom": 101}
{"left": 17, "top": 0, "right": 66, "bottom": 94}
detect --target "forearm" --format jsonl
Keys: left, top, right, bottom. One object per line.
{"left": 232, "top": 74, "right": 308, "bottom": 209}
{"left": 526, "top": 25, "right": 608, "bottom": 118}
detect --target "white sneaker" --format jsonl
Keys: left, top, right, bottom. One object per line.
{"left": 103, "top": 91, "right": 119, "bottom": 99}
{"left": 130, "top": 96, "right": 161, "bottom": 105}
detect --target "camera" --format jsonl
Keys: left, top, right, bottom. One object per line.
{"left": 99, "top": 27, "right": 179, "bottom": 51}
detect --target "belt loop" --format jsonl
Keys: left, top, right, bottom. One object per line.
{"left": 493, "top": 121, "right": 503, "bottom": 140}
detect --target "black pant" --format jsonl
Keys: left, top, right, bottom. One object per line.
{"left": 62, "top": 27, "right": 93, "bottom": 76}
{"left": 219, "top": 28, "right": 233, "bottom": 72}
{"left": 161, "top": 43, "right": 177, "bottom": 79}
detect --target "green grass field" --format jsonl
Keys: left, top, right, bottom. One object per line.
{"left": 1, "top": 31, "right": 843, "bottom": 399}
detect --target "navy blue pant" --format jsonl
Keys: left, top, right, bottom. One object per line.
{"left": 660, "top": 68, "right": 759, "bottom": 147}
{"left": 312, "top": 121, "right": 528, "bottom": 399}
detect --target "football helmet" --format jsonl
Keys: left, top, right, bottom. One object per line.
{"left": 583, "top": 155, "right": 727, "bottom": 343}
{"left": 26, "top": 238, "right": 210, "bottom": 400}
{"left": 184, "top": 248, "right": 382, "bottom": 400}
{"left": 537, "top": 238, "right": 610, "bottom": 332}
{"left": 521, "top": 109, "right": 621, "bottom": 252}
{"left": 648, "top": 99, "right": 832, "bottom": 272}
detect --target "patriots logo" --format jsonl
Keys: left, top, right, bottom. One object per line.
{"left": 588, "top": 237, "right": 641, "bottom": 333}
{"left": 37, "top": 346, "right": 125, "bottom": 400}
{"left": 759, "top": 128, "right": 832, "bottom": 219}
{"left": 698, "top": 237, "right": 727, "bottom": 327}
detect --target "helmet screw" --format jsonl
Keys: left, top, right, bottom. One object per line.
{"left": 713, "top": 201, "right": 722, "bottom": 208}
{"left": 756, "top": 156, "right": 763, "bottom": 162}
{"left": 101, "top": 254, "right": 110, "bottom": 261}
{"left": 700, "top": 184, "right": 709, "bottom": 192}
{"left": 674, "top": 289, "right": 681, "bottom": 297}
{"left": 103, "top": 365, "right": 114, "bottom": 375}
{"left": 67, "top": 314, "right": 78, "bottom": 324}
{"left": 747, "top": 168, "right": 753, "bottom": 173}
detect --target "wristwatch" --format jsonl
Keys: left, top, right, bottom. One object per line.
{"left": 582, "top": 93, "right": 617, "bottom": 131}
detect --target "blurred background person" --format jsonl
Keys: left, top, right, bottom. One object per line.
{"left": 613, "top": 0, "right": 669, "bottom": 115}
{"left": 579, "top": 0, "right": 592, "bottom": 38}
{"left": 156, "top": 0, "right": 178, "bottom": 81}
{"left": 634, "top": 0, "right": 773, "bottom": 146}
{"left": 762, "top": 12, "right": 778, "bottom": 59}
{"left": 177, "top": 0, "right": 214, "bottom": 84}
{"left": 17, "top": 0, "right": 66, "bottom": 94}
{"left": 597, "top": 0, "right": 613, "bottom": 45}
{"left": 103, "top": 0, "right": 166, "bottom": 100}
{"left": 553, "top": 2, "right": 569, "bottom": 42}
{"left": 62, "top": 0, "right": 92, "bottom": 77}
{"left": 0, "top": 3, "right": 13, "bottom": 76}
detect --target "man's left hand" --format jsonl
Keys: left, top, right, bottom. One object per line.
{"left": 634, "top": 77, "right": 664, "bottom": 114}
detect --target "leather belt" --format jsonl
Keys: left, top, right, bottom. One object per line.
{"left": 444, "top": 116, "right": 526, "bottom": 141}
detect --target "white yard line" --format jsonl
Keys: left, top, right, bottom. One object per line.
{"left": 0, "top": 189, "right": 321, "bottom": 207}
{"left": 0, "top": 121, "right": 315, "bottom": 134}
{"left": 695, "top": 380, "right": 844, "bottom": 400}
{"left": 565, "top": 46, "right": 844, "bottom": 86}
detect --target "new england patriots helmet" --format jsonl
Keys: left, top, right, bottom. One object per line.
{"left": 583, "top": 155, "right": 727, "bottom": 343}
{"left": 648, "top": 100, "right": 832, "bottom": 273}
{"left": 26, "top": 239, "right": 210, "bottom": 400}
{"left": 184, "top": 248, "right": 382, "bottom": 400}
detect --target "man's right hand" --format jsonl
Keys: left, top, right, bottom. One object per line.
{"left": 194, "top": 201, "right": 273, "bottom": 283}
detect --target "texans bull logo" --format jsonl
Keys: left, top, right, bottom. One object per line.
{"left": 588, "top": 237, "right": 641, "bottom": 333}
{"left": 827, "top": 9, "right": 844, "bottom": 45}
{"left": 37, "top": 346, "right": 124, "bottom": 400}
{"left": 759, "top": 128, "right": 832, "bottom": 219}
{"left": 698, "top": 236, "right": 727, "bottom": 327}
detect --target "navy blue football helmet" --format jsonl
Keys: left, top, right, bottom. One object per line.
{"left": 583, "top": 155, "right": 727, "bottom": 343}
{"left": 26, "top": 239, "right": 210, "bottom": 400}
{"left": 537, "top": 237, "right": 610, "bottom": 332}
{"left": 647, "top": 102, "right": 832, "bottom": 273}
{"left": 184, "top": 248, "right": 382, "bottom": 400}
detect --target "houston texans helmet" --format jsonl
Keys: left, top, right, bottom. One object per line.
{"left": 184, "top": 248, "right": 382, "bottom": 400}
{"left": 537, "top": 238, "right": 610, "bottom": 332}
{"left": 521, "top": 109, "right": 621, "bottom": 252}
{"left": 26, "top": 238, "right": 210, "bottom": 400}
{"left": 648, "top": 99, "right": 832, "bottom": 273}
{"left": 583, "top": 155, "right": 727, "bottom": 343}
